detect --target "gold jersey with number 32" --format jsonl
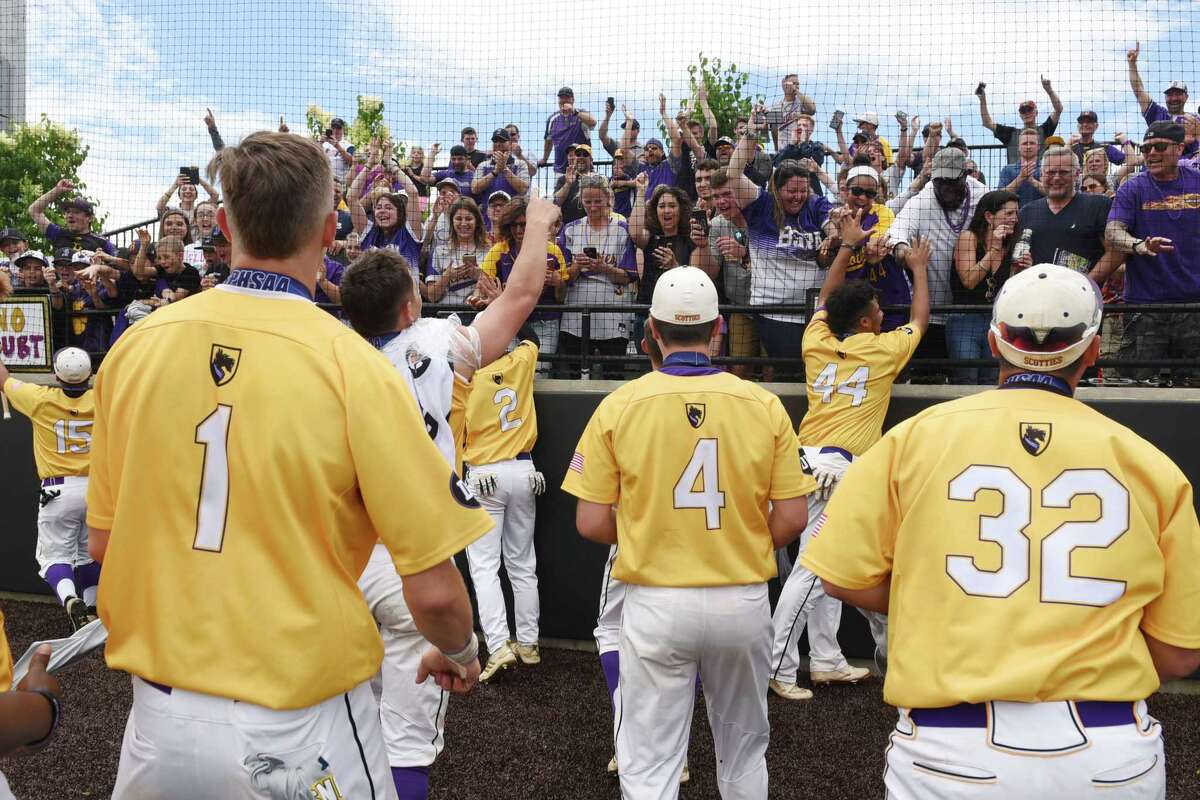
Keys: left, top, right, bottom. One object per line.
{"left": 802, "top": 386, "right": 1200, "bottom": 708}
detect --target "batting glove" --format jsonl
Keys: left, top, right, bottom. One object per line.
{"left": 471, "top": 472, "right": 498, "bottom": 498}
{"left": 528, "top": 471, "right": 546, "bottom": 495}
{"left": 811, "top": 463, "right": 843, "bottom": 501}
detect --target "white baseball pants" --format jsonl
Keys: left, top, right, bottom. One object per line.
{"left": 358, "top": 544, "right": 448, "bottom": 768}
{"left": 464, "top": 457, "right": 539, "bottom": 653}
{"left": 0, "top": 771, "right": 14, "bottom": 800}
{"left": 885, "top": 701, "right": 1165, "bottom": 798}
{"left": 35, "top": 476, "right": 90, "bottom": 574}
{"left": 594, "top": 544, "right": 625, "bottom": 655}
{"left": 112, "top": 676, "right": 396, "bottom": 799}
{"left": 615, "top": 583, "right": 771, "bottom": 800}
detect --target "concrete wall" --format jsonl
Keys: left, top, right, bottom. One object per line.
{"left": 4, "top": 382, "right": 1199, "bottom": 657}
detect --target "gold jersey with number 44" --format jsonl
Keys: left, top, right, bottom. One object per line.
{"left": 797, "top": 310, "right": 921, "bottom": 456}
{"left": 801, "top": 386, "right": 1200, "bottom": 709}
{"left": 463, "top": 340, "right": 538, "bottom": 466}
{"left": 86, "top": 286, "right": 493, "bottom": 710}
{"left": 562, "top": 370, "right": 815, "bottom": 587}
{"left": 3, "top": 380, "right": 93, "bottom": 479}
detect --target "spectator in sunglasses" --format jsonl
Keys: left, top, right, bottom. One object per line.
{"left": 1097, "top": 121, "right": 1200, "bottom": 383}
{"left": 976, "top": 77, "right": 1063, "bottom": 164}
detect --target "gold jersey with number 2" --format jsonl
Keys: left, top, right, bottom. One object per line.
{"left": 802, "top": 386, "right": 1200, "bottom": 709}
{"left": 86, "top": 284, "right": 492, "bottom": 710}
{"left": 463, "top": 341, "right": 538, "bottom": 466}
{"left": 797, "top": 310, "right": 921, "bottom": 456}
{"left": 562, "top": 370, "right": 815, "bottom": 587}
{"left": 3, "top": 380, "right": 94, "bottom": 479}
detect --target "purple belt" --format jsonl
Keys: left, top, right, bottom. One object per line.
{"left": 145, "top": 680, "right": 172, "bottom": 695}
{"left": 910, "top": 701, "right": 1136, "bottom": 728}
{"left": 41, "top": 477, "right": 65, "bottom": 487}
{"left": 819, "top": 446, "right": 853, "bottom": 461}
{"left": 516, "top": 452, "right": 532, "bottom": 461}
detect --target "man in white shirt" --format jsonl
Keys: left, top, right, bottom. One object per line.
{"left": 322, "top": 117, "right": 356, "bottom": 185}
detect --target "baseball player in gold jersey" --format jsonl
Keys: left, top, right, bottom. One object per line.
{"left": 462, "top": 333, "right": 545, "bottom": 681}
{"left": 769, "top": 220, "right": 932, "bottom": 701}
{"left": 1, "top": 348, "right": 99, "bottom": 633}
{"left": 563, "top": 267, "right": 815, "bottom": 800}
{"left": 0, "top": 621, "right": 62, "bottom": 799}
{"left": 86, "top": 132, "right": 494, "bottom": 799}
{"left": 806, "top": 264, "right": 1200, "bottom": 798}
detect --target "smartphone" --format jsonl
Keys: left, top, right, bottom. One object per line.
{"left": 733, "top": 229, "right": 748, "bottom": 247}
{"left": 606, "top": 96, "right": 615, "bottom": 109}
{"left": 691, "top": 210, "right": 709, "bottom": 235}
{"left": 974, "top": 82, "right": 986, "bottom": 97}
{"left": 583, "top": 246, "right": 599, "bottom": 260}
{"left": 180, "top": 166, "right": 200, "bottom": 185}
{"left": 829, "top": 110, "right": 844, "bottom": 130}
{"left": 325, "top": 128, "right": 333, "bottom": 138}
{"left": 763, "top": 109, "right": 785, "bottom": 127}
{"left": 462, "top": 254, "right": 477, "bottom": 268}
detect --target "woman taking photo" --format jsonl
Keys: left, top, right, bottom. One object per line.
{"left": 952, "top": 189, "right": 1025, "bottom": 384}
{"left": 557, "top": 174, "right": 638, "bottom": 378}
{"left": 628, "top": 175, "right": 697, "bottom": 346}
{"left": 427, "top": 198, "right": 489, "bottom": 308}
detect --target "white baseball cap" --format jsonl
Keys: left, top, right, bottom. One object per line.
{"left": 990, "top": 265, "right": 1102, "bottom": 372}
{"left": 650, "top": 267, "right": 719, "bottom": 325}
{"left": 853, "top": 112, "right": 880, "bottom": 127}
{"left": 54, "top": 347, "right": 92, "bottom": 385}
{"left": 846, "top": 165, "right": 880, "bottom": 184}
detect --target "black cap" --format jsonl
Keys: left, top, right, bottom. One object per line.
{"left": 199, "top": 234, "right": 217, "bottom": 250}
{"left": 491, "top": 128, "right": 511, "bottom": 143}
{"left": 60, "top": 196, "right": 94, "bottom": 215}
{"left": 53, "top": 246, "right": 74, "bottom": 264}
{"left": 330, "top": 117, "right": 346, "bottom": 129}
{"left": 715, "top": 136, "right": 735, "bottom": 147}
{"left": 0, "top": 227, "right": 24, "bottom": 243}
{"left": 620, "top": 119, "right": 641, "bottom": 130}
{"left": 1145, "top": 120, "right": 1185, "bottom": 143}
{"left": 1077, "top": 110, "right": 1098, "bottom": 122}
{"left": 449, "top": 144, "right": 469, "bottom": 157}
{"left": 208, "top": 227, "right": 228, "bottom": 244}
{"left": 557, "top": 86, "right": 574, "bottom": 98}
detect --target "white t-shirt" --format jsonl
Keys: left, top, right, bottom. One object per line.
{"left": 887, "top": 180, "right": 988, "bottom": 322}
{"left": 557, "top": 214, "right": 638, "bottom": 341}
{"left": 323, "top": 140, "right": 355, "bottom": 184}
{"left": 428, "top": 242, "right": 490, "bottom": 307}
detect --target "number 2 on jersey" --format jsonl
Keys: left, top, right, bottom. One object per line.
{"left": 947, "top": 466, "right": 1128, "bottom": 606}
{"left": 493, "top": 387, "right": 523, "bottom": 431}
{"left": 673, "top": 439, "right": 726, "bottom": 530}
{"left": 193, "top": 405, "right": 233, "bottom": 552}
{"left": 811, "top": 363, "right": 868, "bottom": 406}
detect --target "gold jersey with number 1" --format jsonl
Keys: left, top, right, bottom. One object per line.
{"left": 2, "top": 380, "right": 94, "bottom": 479}
{"left": 797, "top": 310, "right": 921, "bottom": 456}
{"left": 86, "top": 283, "right": 493, "bottom": 711}
{"left": 801, "top": 385, "right": 1200, "bottom": 709}
{"left": 562, "top": 369, "right": 816, "bottom": 587}
{"left": 463, "top": 341, "right": 538, "bottom": 465}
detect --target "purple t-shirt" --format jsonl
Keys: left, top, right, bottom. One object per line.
{"left": 1108, "top": 164, "right": 1200, "bottom": 303}
{"left": 641, "top": 157, "right": 680, "bottom": 197}
{"left": 1143, "top": 103, "right": 1199, "bottom": 156}
{"left": 45, "top": 223, "right": 115, "bottom": 255}
{"left": 433, "top": 168, "right": 475, "bottom": 198}
{"left": 544, "top": 111, "right": 590, "bottom": 173}
{"left": 360, "top": 222, "right": 422, "bottom": 277}
{"left": 316, "top": 256, "right": 344, "bottom": 305}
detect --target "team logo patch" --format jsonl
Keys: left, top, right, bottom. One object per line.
{"left": 493, "top": 373, "right": 503, "bottom": 384}
{"left": 406, "top": 347, "right": 432, "bottom": 378}
{"left": 450, "top": 472, "right": 482, "bottom": 508}
{"left": 685, "top": 403, "right": 706, "bottom": 429}
{"left": 209, "top": 344, "right": 242, "bottom": 387}
{"left": 1019, "top": 423, "right": 1052, "bottom": 457}
{"left": 310, "top": 775, "right": 344, "bottom": 800}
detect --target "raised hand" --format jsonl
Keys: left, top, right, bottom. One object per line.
{"left": 56, "top": 178, "right": 75, "bottom": 193}
{"left": 1126, "top": 42, "right": 1140, "bottom": 65}
{"left": 908, "top": 234, "right": 933, "bottom": 271}
{"left": 838, "top": 208, "right": 868, "bottom": 247}
{"left": 525, "top": 187, "right": 561, "bottom": 230}
{"left": 204, "top": 107, "right": 216, "bottom": 128}
{"left": 1040, "top": 75, "right": 1053, "bottom": 92}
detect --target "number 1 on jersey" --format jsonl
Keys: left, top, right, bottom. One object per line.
{"left": 674, "top": 438, "right": 726, "bottom": 530}
{"left": 194, "top": 405, "right": 233, "bottom": 552}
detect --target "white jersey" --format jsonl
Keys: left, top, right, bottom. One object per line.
{"left": 378, "top": 317, "right": 461, "bottom": 468}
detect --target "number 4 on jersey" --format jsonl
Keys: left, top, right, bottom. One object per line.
{"left": 674, "top": 439, "right": 726, "bottom": 530}
{"left": 812, "top": 363, "right": 868, "bottom": 406}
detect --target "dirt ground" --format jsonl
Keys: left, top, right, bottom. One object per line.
{"left": 1, "top": 598, "right": 1197, "bottom": 798}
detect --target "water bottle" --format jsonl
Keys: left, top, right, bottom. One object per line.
{"left": 1011, "top": 229, "right": 1033, "bottom": 264}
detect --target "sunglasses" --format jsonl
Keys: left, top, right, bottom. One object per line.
{"left": 1001, "top": 322, "right": 1089, "bottom": 354}
{"left": 849, "top": 187, "right": 878, "bottom": 199}
{"left": 1018, "top": 105, "right": 1035, "bottom": 113}
{"left": 1139, "top": 141, "right": 1176, "bottom": 154}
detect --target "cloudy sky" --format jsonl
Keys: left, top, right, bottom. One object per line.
{"left": 19, "top": 0, "right": 1200, "bottom": 229}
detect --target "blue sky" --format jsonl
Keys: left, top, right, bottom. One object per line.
{"left": 21, "top": 0, "right": 1200, "bottom": 227}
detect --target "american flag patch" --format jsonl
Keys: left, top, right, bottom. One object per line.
{"left": 810, "top": 512, "right": 828, "bottom": 539}
{"left": 569, "top": 451, "right": 585, "bottom": 473}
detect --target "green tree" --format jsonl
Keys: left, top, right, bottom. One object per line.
{"left": 682, "top": 53, "right": 764, "bottom": 138}
{"left": 0, "top": 117, "right": 98, "bottom": 251}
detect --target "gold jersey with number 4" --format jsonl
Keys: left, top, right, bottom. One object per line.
{"left": 86, "top": 286, "right": 493, "bottom": 710}
{"left": 562, "top": 370, "right": 815, "bottom": 587}
{"left": 801, "top": 387, "right": 1200, "bottom": 709}
{"left": 797, "top": 310, "right": 921, "bottom": 456}
{"left": 463, "top": 341, "right": 538, "bottom": 466}
{"left": 3, "top": 380, "right": 93, "bottom": 479}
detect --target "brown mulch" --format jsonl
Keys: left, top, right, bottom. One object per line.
{"left": 2, "top": 598, "right": 1198, "bottom": 798}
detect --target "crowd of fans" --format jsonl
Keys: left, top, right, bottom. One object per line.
{"left": 3, "top": 42, "right": 1200, "bottom": 384}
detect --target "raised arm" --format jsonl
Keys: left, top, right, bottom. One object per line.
{"left": 728, "top": 118, "right": 764, "bottom": 209}
{"left": 1126, "top": 42, "right": 1153, "bottom": 114}
{"left": 28, "top": 179, "right": 74, "bottom": 234}
{"left": 677, "top": 112, "right": 706, "bottom": 162}
{"left": 628, "top": 172, "right": 651, "bottom": 248}
{"left": 203, "top": 108, "right": 225, "bottom": 151}
{"left": 577, "top": 109, "right": 597, "bottom": 129}
{"left": 156, "top": 175, "right": 185, "bottom": 218}
{"left": 420, "top": 143, "right": 439, "bottom": 184}
{"left": 977, "top": 84, "right": 996, "bottom": 132}
{"left": 348, "top": 146, "right": 378, "bottom": 234}
{"left": 660, "top": 94, "right": 683, "bottom": 159}
{"left": 796, "top": 90, "right": 817, "bottom": 117}
{"left": 895, "top": 113, "right": 915, "bottom": 173}
{"left": 599, "top": 99, "right": 617, "bottom": 153}
{"left": 817, "top": 209, "right": 869, "bottom": 307}
{"left": 697, "top": 87, "right": 719, "bottom": 144}
{"left": 1041, "top": 75, "right": 1063, "bottom": 123}
{"left": 392, "top": 165, "right": 423, "bottom": 235}
{"left": 470, "top": 191, "right": 560, "bottom": 366}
